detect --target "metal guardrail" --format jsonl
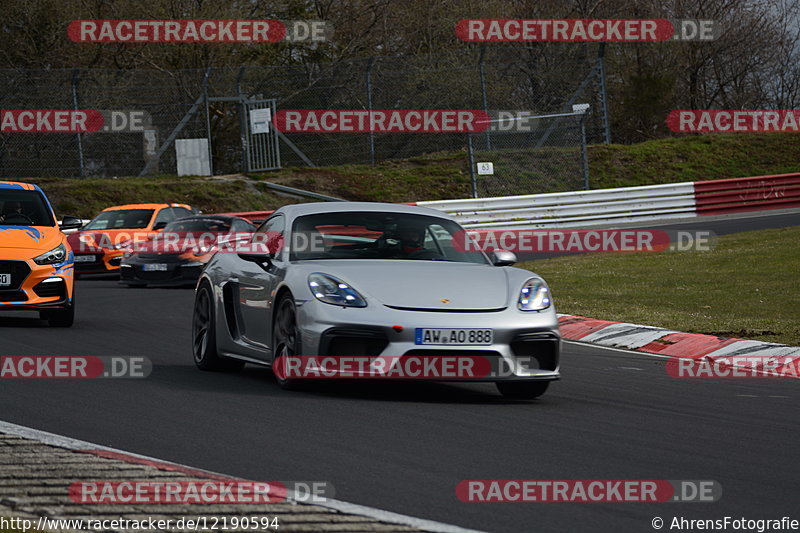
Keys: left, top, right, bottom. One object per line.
{"left": 418, "top": 182, "right": 697, "bottom": 229}
{"left": 695, "top": 173, "right": 800, "bottom": 216}
{"left": 417, "top": 173, "right": 800, "bottom": 229}
{"left": 259, "top": 180, "right": 344, "bottom": 202}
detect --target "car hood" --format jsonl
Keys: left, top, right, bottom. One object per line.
{"left": 0, "top": 225, "right": 63, "bottom": 251}
{"left": 68, "top": 229, "right": 154, "bottom": 252}
{"left": 298, "top": 260, "right": 511, "bottom": 310}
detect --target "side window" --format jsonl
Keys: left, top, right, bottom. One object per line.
{"left": 153, "top": 208, "right": 175, "bottom": 228}
{"left": 425, "top": 224, "right": 450, "bottom": 257}
{"left": 254, "top": 215, "right": 285, "bottom": 256}
{"left": 172, "top": 207, "right": 194, "bottom": 219}
{"left": 232, "top": 219, "right": 255, "bottom": 232}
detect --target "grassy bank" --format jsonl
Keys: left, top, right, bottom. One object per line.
{"left": 33, "top": 132, "right": 800, "bottom": 218}
{"left": 519, "top": 227, "right": 800, "bottom": 346}
{"left": 35, "top": 176, "right": 301, "bottom": 219}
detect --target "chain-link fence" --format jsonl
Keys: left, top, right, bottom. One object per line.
{"left": 0, "top": 43, "right": 609, "bottom": 197}
{"left": 466, "top": 109, "right": 590, "bottom": 198}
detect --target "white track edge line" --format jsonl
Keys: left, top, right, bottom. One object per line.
{"left": 563, "top": 339, "right": 672, "bottom": 360}
{"left": 0, "top": 419, "right": 485, "bottom": 533}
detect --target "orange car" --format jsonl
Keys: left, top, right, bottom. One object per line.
{"left": 67, "top": 203, "right": 194, "bottom": 276}
{"left": 0, "top": 181, "right": 83, "bottom": 326}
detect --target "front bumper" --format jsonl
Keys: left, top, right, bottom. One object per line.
{"left": 73, "top": 250, "right": 122, "bottom": 274}
{"left": 0, "top": 258, "right": 73, "bottom": 311}
{"left": 294, "top": 298, "right": 560, "bottom": 382}
{"left": 120, "top": 255, "right": 204, "bottom": 286}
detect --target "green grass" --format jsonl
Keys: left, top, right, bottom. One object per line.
{"left": 33, "top": 132, "right": 800, "bottom": 217}
{"left": 588, "top": 132, "right": 800, "bottom": 189}
{"left": 519, "top": 227, "right": 800, "bottom": 346}
{"left": 35, "top": 175, "right": 301, "bottom": 219}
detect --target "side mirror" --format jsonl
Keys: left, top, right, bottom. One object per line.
{"left": 152, "top": 221, "right": 169, "bottom": 231}
{"left": 490, "top": 250, "right": 517, "bottom": 266}
{"left": 238, "top": 252, "right": 273, "bottom": 265}
{"left": 59, "top": 216, "right": 84, "bottom": 231}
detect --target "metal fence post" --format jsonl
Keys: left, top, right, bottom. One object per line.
{"left": 366, "top": 57, "right": 376, "bottom": 165}
{"left": 478, "top": 45, "right": 491, "bottom": 151}
{"left": 580, "top": 115, "right": 590, "bottom": 190}
{"left": 236, "top": 66, "right": 248, "bottom": 172}
{"left": 598, "top": 43, "right": 611, "bottom": 144}
{"left": 71, "top": 69, "right": 85, "bottom": 178}
{"left": 467, "top": 133, "right": 477, "bottom": 198}
{"left": 203, "top": 67, "right": 214, "bottom": 176}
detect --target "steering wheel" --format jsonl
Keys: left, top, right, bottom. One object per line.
{"left": 407, "top": 248, "right": 444, "bottom": 260}
{"left": 0, "top": 212, "right": 35, "bottom": 224}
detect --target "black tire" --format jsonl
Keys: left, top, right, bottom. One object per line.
{"left": 271, "top": 295, "right": 305, "bottom": 390}
{"left": 496, "top": 381, "right": 550, "bottom": 399}
{"left": 126, "top": 282, "right": 147, "bottom": 288}
{"left": 41, "top": 301, "right": 75, "bottom": 328}
{"left": 192, "top": 283, "right": 244, "bottom": 372}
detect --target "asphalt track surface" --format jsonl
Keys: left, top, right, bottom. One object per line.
{"left": 1, "top": 211, "right": 799, "bottom": 533}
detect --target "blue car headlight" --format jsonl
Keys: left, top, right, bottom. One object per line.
{"left": 34, "top": 243, "right": 67, "bottom": 265}
{"left": 518, "top": 278, "right": 551, "bottom": 311}
{"left": 308, "top": 273, "right": 367, "bottom": 308}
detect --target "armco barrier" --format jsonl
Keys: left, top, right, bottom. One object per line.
{"left": 417, "top": 182, "right": 697, "bottom": 229}
{"left": 694, "top": 173, "right": 800, "bottom": 216}
{"left": 217, "top": 173, "right": 799, "bottom": 230}
{"left": 416, "top": 173, "right": 800, "bottom": 229}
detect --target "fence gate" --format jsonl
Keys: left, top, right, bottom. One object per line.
{"left": 242, "top": 98, "right": 280, "bottom": 172}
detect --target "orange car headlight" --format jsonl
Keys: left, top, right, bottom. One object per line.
{"left": 33, "top": 244, "right": 67, "bottom": 265}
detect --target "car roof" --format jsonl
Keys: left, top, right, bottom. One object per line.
{"left": 274, "top": 201, "right": 453, "bottom": 220}
{"left": 101, "top": 203, "right": 191, "bottom": 211}
{"left": 172, "top": 214, "right": 247, "bottom": 223}
{"left": 0, "top": 181, "right": 42, "bottom": 192}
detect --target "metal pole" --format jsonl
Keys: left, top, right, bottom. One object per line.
{"left": 71, "top": 69, "right": 84, "bottom": 178}
{"left": 236, "top": 66, "right": 248, "bottom": 172}
{"left": 467, "top": 133, "right": 477, "bottom": 198}
{"left": 598, "top": 42, "right": 611, "bottom": 144}
{"left": 366, "top": 57, "right": 376, "bottom": 165}
{"left": 580, "top": 116, "right": 589, "bottom": 190}
{"left": 478, "top": 45, "right": 491, "bottom": 150}
{"left": 203, "top": 67, "right": 213, "bottom": 176}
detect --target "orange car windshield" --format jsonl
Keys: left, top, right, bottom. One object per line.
{"left": 83, "top": 209, "right": 155, "bottom": 230}
{"left": 0, "top": 190, "right": 55, "bottom": 227}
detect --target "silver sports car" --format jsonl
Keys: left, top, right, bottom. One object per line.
{"left": 192, "top": 202, "right": 560, "bottom": 399}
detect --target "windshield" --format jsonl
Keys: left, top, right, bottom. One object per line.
{"left": 83, "top": 209, "right": 155, "bottom": 230}
{"left": 0, "top": 190, "right": 56, "bottom": 227}
{"left": 290, "top": 211, "right": 488, "bottom": 264}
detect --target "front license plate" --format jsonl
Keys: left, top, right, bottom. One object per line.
{"left": 0, "top": 273, "right": 10, "bottom": 287}
{"left": 74, "top": 255, "right": 95, "bottom": 263}
{"left": 415, "top": 328, "right": 493, "bottom": 345}
{"left": 143, "top": 264, "right": 168, "bottom": 271}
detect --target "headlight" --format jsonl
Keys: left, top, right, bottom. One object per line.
{"left": 518, "top": 278, "right": 551, "bottom": 311}
{"left": 113, "top": 239, "right": 132, "bottom": 251}
{"left": 308, "top": 273, "right": 367, "bottom": 307}
{"left": 194, "top": 245, "right": 211, "bottom": 256}
{"left": 34, "top": 244, "right": 67, "bottom": 265}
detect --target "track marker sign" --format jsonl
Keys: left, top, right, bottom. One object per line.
{"left": 477, "top": 162, "right": 494, "bottom": 175}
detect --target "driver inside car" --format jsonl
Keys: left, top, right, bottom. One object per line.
{"left": 397, "top": 225, "right": 428, "bottom": 257}
{"left": 0, "top": 201, "right": 25, "bottom": 223}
